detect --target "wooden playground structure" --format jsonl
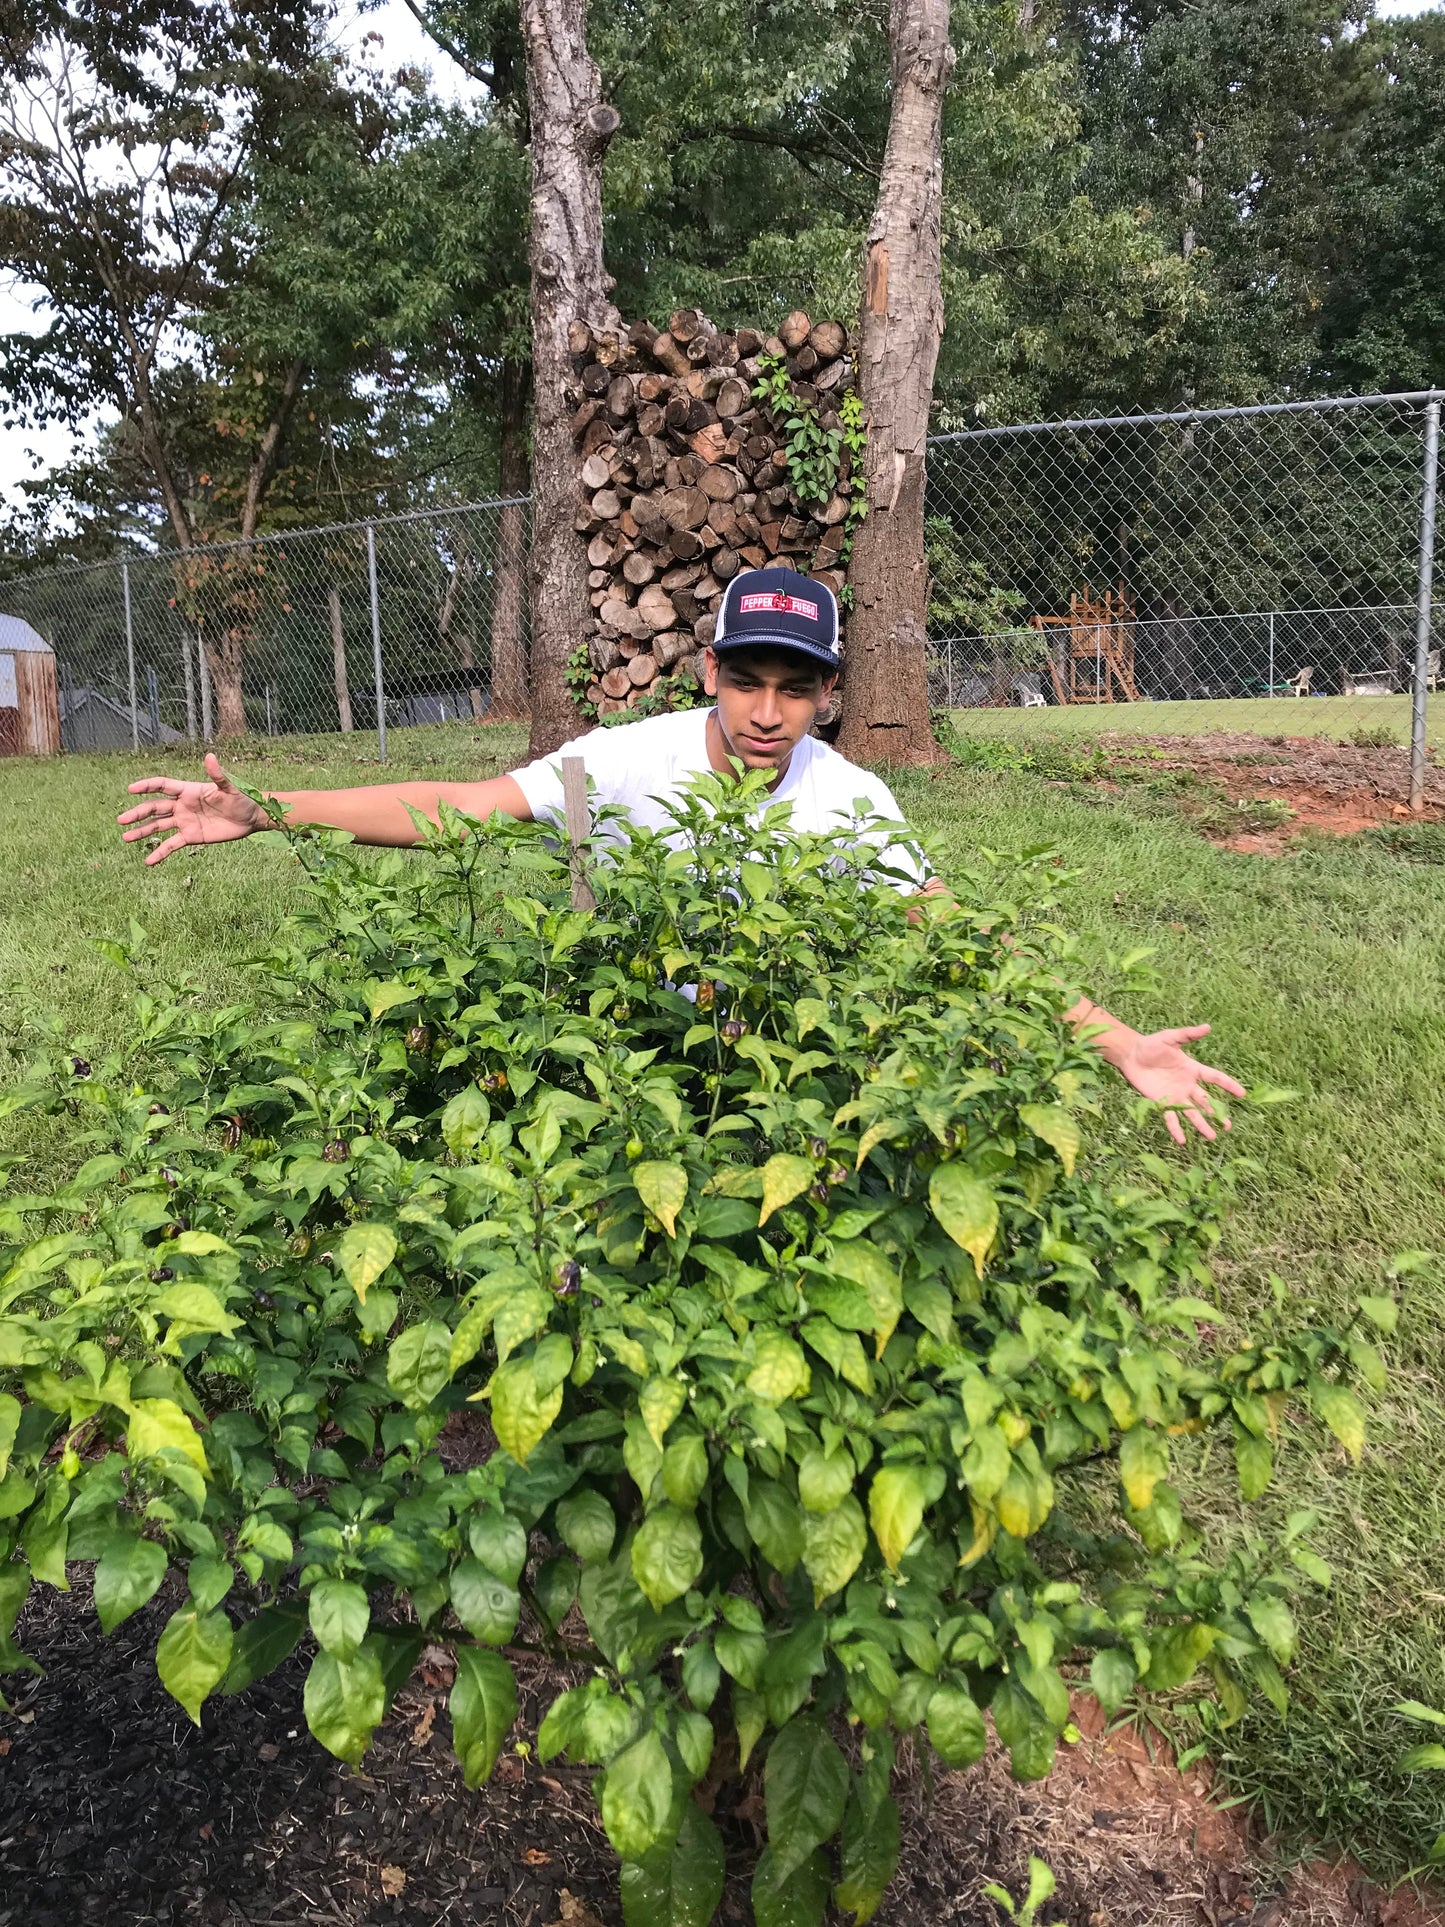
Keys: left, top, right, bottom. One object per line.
{"left": 1030, "top": 585, "right": 1140, "bottom": 704}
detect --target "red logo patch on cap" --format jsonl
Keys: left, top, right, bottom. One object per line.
{"left": 738, "top": 591, "right": 820, "bottom": 622}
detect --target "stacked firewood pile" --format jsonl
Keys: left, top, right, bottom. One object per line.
{"left": 568, "top": 307, "right": 856, "bottom": 715}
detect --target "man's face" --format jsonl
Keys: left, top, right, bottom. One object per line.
{"left": 704, "top": 646, "right": 835, "bottom": 772}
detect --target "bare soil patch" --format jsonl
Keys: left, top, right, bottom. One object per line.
{"left": 4, "top": 1586, "right": 1442, "bottom": 1927}
{"left": 1094, "top": 732, "right": 1443, "bottom": 854}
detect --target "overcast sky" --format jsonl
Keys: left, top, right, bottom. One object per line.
{"left": 1, "top": 0, "right": 1438, "bottom": 514}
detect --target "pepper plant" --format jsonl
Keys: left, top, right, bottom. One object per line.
{"left": 0, "top": 775, "right": 1389, "bottom": 1927}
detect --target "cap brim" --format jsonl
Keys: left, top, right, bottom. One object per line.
{"left": 712, "top": 630, "right": 840, "bottom": 670}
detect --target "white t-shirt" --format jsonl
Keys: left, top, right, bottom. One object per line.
{"left": 510, "top": 707, "right": 926, "bottom": 889}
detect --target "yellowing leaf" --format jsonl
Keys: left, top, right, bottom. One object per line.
{"left": 633, "top": 1161, "right": 688, "bottom": 1237}
{"left": 1318, "top": 1386, "right": 1365, "bottom": 1463}
{"left": 1018, "top": 1104, "right": 1081, "bottom": 1177}
{"left": 368, "top": 980, "right": 416, "bottom": 1022}
{"left": 794, "top": 998, "right": 828, "bottom": 1040}
{"left": 958, "top": 1498, "right": 996, "bottom": 1568}
{"left": 127, "top": 1398, "right": 207, "bottom": 1474}
{"left": 488, "top": 1358, "right": 564, "bottom": 1465}
{"left": 827, "top": 1241, "right": 903, "bottom": 1357}
{"left": 746, "top": 1333, "right": 810, "bottom": 1404}
{"left": 1119, "top": 1426, "right": 1169, "bottom": 1511}
{"left": 928, "top": 1165, "right": 998, "bottom": 1279}
{"left": 640, "top": 1375, "right": 687, "bottom": 1451}
{"left": 802, "top": 1494, "right": 867, "bottom": 1605}
{"left": 855, "top": 1119, "right": 903, "bottom": 1171}
{"left": 869, "top": 1464, "right": 928, "bottom": 1572}
{"left": 758, "top": 1153, "right": 816, "bottom": 1226}
{"left": 336, "top": 1222, "right": 396, "bottom": 1306}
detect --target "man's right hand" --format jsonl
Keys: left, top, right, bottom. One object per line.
{"left": 118, "top": 753, "right": 267, "bottom": 866}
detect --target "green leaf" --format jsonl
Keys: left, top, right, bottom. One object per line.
{"left": 802, "top": 1495, "right": 867, "bottom": 1606}
{"left": 1318, "top": 1386, "right": 1365, "bottom": 1462}
{"left": 797, "top": 1448, "right": 854, "bottom": 1515}
{"left": 868, "top": 1465, "right": 927, "bottom": 1572}
{"left": 1018, "top": 1103, "right": 1081, "bottom": 1176}
{"left": 1246, "top": 1595, "right": 1296, "bottom": 1666}
{"left": 387, "top": 1320, "right": 452, "bottom": 1410}
{"left": 662, "top": 1433, "right": 709, "bottom": 1509}
{"left": 1235, "top": 1430, "right": 1272, "bottom": 1501}
{"left": 1089, "top": 1648, "right": 1136, "bottom": 1716}
{"left": 304, "top": 1646, "right": 386, "bottom": 1765}
{"left": 827, "top": 1242, "right": 903, "bottom": 1355}
{"left": 450, "top": 1560, "right": 521, "bottom": 1645}
{"left": 602, "top": 1729, "right": 674, "bottom": 1860}
{"left": 1357, "top": 1294, "right": 1399, "bottom": 1334}
{"left": 450, "top": 1646, "right": 518, "bottom": 1787}
{"left": 631, "top": 1505, "right": 703, "bottom": 1611}
{"left": 187, "top": 1554, "right": 234, "bottom": 1616}
{"left": 759, "top": 1154, "right": 816, "bottom": 1227}
{"left": 488, "top": 1357, "right": 564, "bottom": 1466}
{"left": 682, "top": 1639, "right": 721, "bottom": 1712}
{"left": 765, "top": 1716, "right": 849, "bottom": 1879}
{"left": 1394, "top": 1701, "right": 1445, "bottom": 1727}
{"left": 336, "top": 1222, "right": 396, "bottom": 1306}
{"left": 640, "top": 1376, "right": 688, "bottom": 1450}
{"left": 127, "top": 1397, "right": 207, "bottom": 1473}
{"left": 1119, "top": 1427, "right": 1169, "bottom": 1511}
{"left": 468, "top": 1511, "right": 528, "bottom": 1584}
{"left": 441, "top": 1085, "right": 491, "bottom": 1155}
{"left": 309, "top": 1577, "right": 369, "bottom": 1663}
{"left": 752, "top": 1843, "right": 828, "bottom": 1927}
{"left": 716, "top": 1623, "right": 768, "bottom": 1691}
{"left": 1401, "top": 1744, "right": 1445, "bottom": 1773}
{"left": 634, "top": 1162, "right": 689, "bottom": 1237}
{"left": 534, "top": 1553, "right": 579, "bottom": 1629}
{"left": 156, "top": 1605, "right": 234, "bottom": 1725}
{"left": 927, "top": 1166, "right": 998, "bottom": 1279}
{"left": 368, "top": 980, "right": 416, "bottom": 1021}
{"left": 744, "top": 1479, "right": 804, "bottom": 1574}
{"left": 926, "top": 1687, "right": 987, "bottom": 1767}
{"left": 834, "top": 1760, "right": 900, "bottom": 1925}
{"left": 219, "top": 1603, "right": 305, "bottom": 1695}
{"left": 94, "top": 1534, "right": 167, "bottom": 1634}
{"left": 620, "top": 1802, "right": 725, "bottom": 1927}
{"left": 556, "top": 1489, "right": 616, "bottom": 1564}
{"left": 675, "top": 1708, "right": 714, "bottom": 1783}
{"left": 0, "top": 1393, "right": 18, "bottom": 1479}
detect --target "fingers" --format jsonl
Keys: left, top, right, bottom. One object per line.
{"left": 1199, "top": 1066, "right": 1247, "bottom": 1099}
{"left": 121, "top": 819, "right": 176, "bottom": 844}
{"left": 1164, "top": 1109, "right": 1185, "bottom": 1146}
{"left": 125, "top": 775, "right": 187, "bottom": 800}
{"left": 118, "top": 797, "right": 177, "bottom": 826}
{"left": 204, "top": 752, "right": 236, "bottom": 790}
{"left": 144, "top": 832, "right": 190, "bottom": 867}
{"left": 1157, "top": 1023, "right": 1211, "bottom": 1045}
{"left": 1182, "top": 1106, "right": 1218, "bottom": 1141}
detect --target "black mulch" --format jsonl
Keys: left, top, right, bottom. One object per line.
{"left": 0, "top": 1581, "right": 1124, "bottom": 1927}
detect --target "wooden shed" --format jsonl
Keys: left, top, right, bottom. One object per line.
{"left": 0, "top": 615, "right": 62, "bottom": 756}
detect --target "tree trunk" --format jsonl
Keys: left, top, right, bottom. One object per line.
{"left": 207, "top": 628, "right": 248, "bottom": 737}
{"left": 490, "top": 355, "right": 532, "bottom": 721}
{"left": 835, "top": 0, "right": 954, "bottom": 769}
{"left": 329, "top": 586, "right": 354, "bottom": 732}
{"left": 520, "top": 0, "right": 621, "bottom": 757}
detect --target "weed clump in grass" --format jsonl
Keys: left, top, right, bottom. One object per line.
{"left": 1347, "top": 725, "right": 1401, "bottom": 750}
{"left": 931, "top": 710, "right": 1106, "bottom": 782}
{"left": 1365, "top": 821, "right": 1445, "bottom": 864}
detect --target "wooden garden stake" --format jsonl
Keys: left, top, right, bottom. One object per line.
{"left": 561, "top": 756, "right": 596, "bottom": 910}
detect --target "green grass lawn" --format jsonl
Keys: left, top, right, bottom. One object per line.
{"left": 954, "top": 691, "right": 1444, "bottom": 745}
{"left": 5, "top": 722, "right": 1445, "bottom": 1875}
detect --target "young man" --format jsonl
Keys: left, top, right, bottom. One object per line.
{"left": 119, "top": 566, "right": 1242, "bottom": 1142}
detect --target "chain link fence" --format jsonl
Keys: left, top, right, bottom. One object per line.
{"left": 0, "top": 497, "right": 529, "bottom": 760}
{"left": 2, "top": 393, "right": 1441, "bottom": 789}
{"left": 923, "top": 392, "right": 1442, "bottom": 785}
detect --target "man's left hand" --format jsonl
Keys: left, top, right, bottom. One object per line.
{"left": 1099, "top": 1022, "right": 1246, "bottom": 1144}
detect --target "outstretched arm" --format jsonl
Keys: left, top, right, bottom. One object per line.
{"left": 912, "top": 881, "right": 1244, "bottom": 1142}
{"left": 118, "top": 753, "right": 533, "bottom": 865}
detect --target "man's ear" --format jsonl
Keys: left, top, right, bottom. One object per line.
{"left": 702, "top": 647, "right": 720, "bottom": 696}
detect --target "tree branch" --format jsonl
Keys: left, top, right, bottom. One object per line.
{"left": 398, "top": 0, "right": 495, "bottom": 87}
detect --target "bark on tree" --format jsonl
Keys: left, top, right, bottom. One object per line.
{"left": 520, "top": 0, "right": 622, "bottom": 757}
{"left": 328, "top": 587, "right": 354, "bottom": 732}
{"left": 489, "top": 354, "right": 532, "bottom": 720}
{"left": 835, "top": 0, "right": 955, "bottom": 768}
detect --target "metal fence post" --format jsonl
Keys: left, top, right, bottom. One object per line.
{"left": 1267, "top": 610, "right": 1275, "bottom": 696}
{"left": 1411, "top": 399, "right": 1440, "bottom": 813}
{"left": 122, "top": 562, "right": 138, "bottom": 753}
{"left": 197, "top": 631, "right": 214, "bottom": 744}
{"left": 147, "top": 664, "right": 160, "bottom": 744}
{"left": 367, "top": 522, "right": 387, "bottom": 764}
{"left": 182, "top": 631, "right": 197, "bottom": 741}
